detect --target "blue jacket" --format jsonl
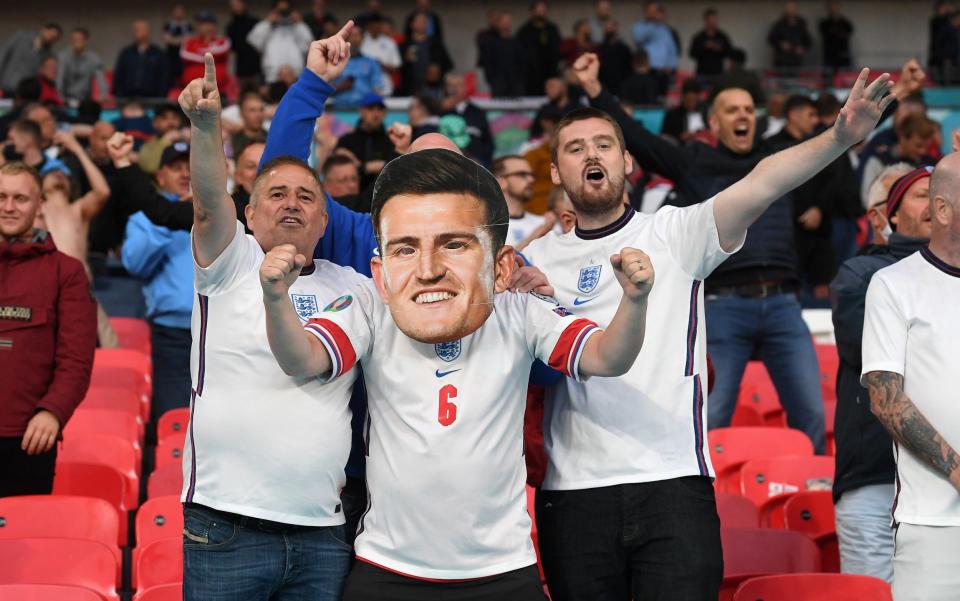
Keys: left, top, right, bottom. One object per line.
{"left": 261, "top": 69, "right": 379, "bottom": 277}
{"left": 829, "top": 233, "right": 926, "bottom": 501}
{"left": 121, "top": 193, "right": 193, "bottom": 329}
{"left": 330, "top": 56, "right": 384, "bottom": 109}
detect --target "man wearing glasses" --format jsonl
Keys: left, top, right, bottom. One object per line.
{"left": 493, "top": 155, "right": 548, "bottom": 248}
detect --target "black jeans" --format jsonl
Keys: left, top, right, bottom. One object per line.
{"left": 536, "top": 477, "right": 723, "bottom": 601}
{"left": 150, "top": 323, "right": 192, "bottom": 423}
{"left": 0, "top": 437, "right": 57, "bottom": 497}
{"left": 342, "top": 562, "right": 545, "bottom": 601}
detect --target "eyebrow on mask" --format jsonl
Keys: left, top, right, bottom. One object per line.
{"left": 385, "top": 231, "right": 478, "bottom": 250}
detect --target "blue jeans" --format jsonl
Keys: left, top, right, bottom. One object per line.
{"left": 705, "top": 293, "right": 825, "bottom": 453}
{"left": 183, "top": 504, "right": 352, "bottom": 601}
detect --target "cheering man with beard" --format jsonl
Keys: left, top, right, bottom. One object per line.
{"left": 518, "top": 59, "right": 896, "bottom": 600}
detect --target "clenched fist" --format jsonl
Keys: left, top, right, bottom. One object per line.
{"left": 572, "top": 52, "right": 602, "bottom": 99}
{"left": 260, "top": 244, "right": 307, "bottom": 300}
{"left": 610, "top": 248, "right": 654, "bottom": 300}
{"left": 179, "top": 53, "right": 221, "bottom": 130}
{"left": 106, "top": 132, "right": 135, "bottom": 167}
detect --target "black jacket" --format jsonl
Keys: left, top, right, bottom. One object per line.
{"left": 227, "top": 12, "right": 262, "bottom": 79}
{"left": 517, "top": 18, "right": 561, "bottom": 96}
{"left": 447, "top": 101, "right": 494, "bottom": 167}
{"left": 591, "top": 89, "right": 798, "bottom": 287}
{"left": 689, "top": 29, "right": 732, "bottom": 76}
{"left": 829, "top": 234, "right": 928, "bottom": 501}
{"left": 337, "top": 126, "right": 399, "bottom": 192}
{"left": 113, "top": 44, "right": 170, "bottom": 98}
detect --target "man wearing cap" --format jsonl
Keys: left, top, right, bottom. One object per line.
{"left": 180, "top": 12, "right": 231, "bottom": 91}
{"left": 335, "top": 92, "right": 397, "bottom": 192}
{"left": 120, "top": 140, "right": 195, "bottom": 422}
{"left": 830, "top": 165, "right": 933, "bottom": 582}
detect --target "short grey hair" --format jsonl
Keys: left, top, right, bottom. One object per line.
{"left": 866, "top": 162, "right": 914, "bottom": 209}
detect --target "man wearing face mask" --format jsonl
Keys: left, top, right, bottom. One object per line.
{"left": 829, "top": 165, "right": 933, "bottom": 583}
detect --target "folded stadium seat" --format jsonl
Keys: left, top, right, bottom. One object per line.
{"left": 59, "top": 433, "right": 141, "bottom": 511}
{"left": 64, "top": 409, "right": 142, "bottom": 459}
{"left": 154, "top": 432, "right": 186, "bottom": 469}
{"left": 823, "top": 400, "right": 837, "bottom": 457}
{"left": 135, "top": 538, "right": 183, "bottom": 593}
{"left": 134, "top": 497, "right": 183, "bottom": 585}
{"left": 715, "top": 493, "right": 760, "bottom": 529}
{"left": 0, "top": 496, "right": 121, "bottom": 569}
{"left": 108, "top": 317, "right": 151, "bottom": 355}
{"left": 719, "top": 528, "right": 821, "bottom": 601}
{"left": 53, "top": 462, "right": 129, "bottom": 544}
{"left": 89, "top": 368, "right": 151, "bottom": 424}
{"left": 736, "top": 362, "right": 786, "bottom": 428}
{"left": 147, "top": 464, "right": 184, "bottom": 500}
{"left": 0, "top": 538, "right": 120, "bottom": 601}
{"left": 79, "top": 386, "right": 144, "bottom": 426}
{"left": 93, "top": 348, "right": 152, "bottom": 422}
{"left": 814, "top": 344, "right": 839, "bottom": 404}
{"left": 133, "top": 583, "right": 182, "bottom": 601}
{"left": 157, "top": 408, "right": 190, "bottom": 445}
{"left": 733, "top": 573, "right": 892, "bottom": 601}
{"left": 0, "top": 584, "right": 106, "bottom": 601}
{"left": 729, "top": 404, "right": 765, "bottom": 427}
{"left": 739, "top": 456, "right": 835, "bottom": 527}
{"left": 782, "top": 491, "right": 840, "bottom": 573}
{"left": 708, "top": 428, "right": 814, "bottom": 494}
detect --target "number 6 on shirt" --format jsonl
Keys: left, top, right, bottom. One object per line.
{"left": 438, "top": 385, "right": 458, "bottom": 426}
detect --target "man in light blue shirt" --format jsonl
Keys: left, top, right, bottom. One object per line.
{"left": 329, "top": 25, "right": 385, "bottom": 108}
{"left": 632, "top": 2, "right": 678, "bottom": 97}
{"left": 121, "top": 142, "right": 194, "bottom": 419}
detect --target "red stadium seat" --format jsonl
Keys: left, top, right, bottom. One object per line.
{"left": 0, "top": 584, "right": 106, "bottom": 601}
{"left": 134, "top": 583, "right": 182, "bottom": 601}
{"left": 95, "top": 347, "right": 151, "bottom": 380}
{"left": 108, "top": 317, "right": 151, "bottom": 355}
{"left": 155, "top": 433, "right": 186, "bottom": 468}
{"left": 134, "top": 497, "right": 183, "bottom": 585}
{"left": 736, "top": 362, "right": 786, "bottom": 427}
{"left": 729, "top": 404, "right": 765, "bottom": 427}
{"left": 53, "top": 462, "right": 129, "bottom": 543}
{"left": 733, "top": 573, "right": 892, "bottom": 601}
{"left": 716, "top": 493, "right": 760, "bottom": 529}
{"left": 783, "top": 491, "right": 840, "bottom": 572}
{"left": 59, "top": 433, "right": 140, "bottom": 512}
{"left": 815, "top": 344, "right": 839, "bottom": 403}
{"left": 135, "top": 538, "right": 183, "bottom": 592}
{"left": 739, "top": 456, "right": 835, "bottom": 527}
{"left": 148, "top": 464, "right": 184, "bottom": 499}
{"left": 824, "top": 400, "right": 837, "bottom": 456}
{"left": 709, "top": 427, "right": 814, "bottom": 493}
{"left": 157, "top": 408, "right": 190, "bottom": 445}
{"left": 64, "top": 409, "right": 142, "bottom": 458}
{"left": 79, "top": 386, "right": 144, "bottom": 424}
{"left": 0, "top": 538, "right": 119, "bottom": 601}
{"left": 720, "top": 528, "right": 821, "bottom": 601}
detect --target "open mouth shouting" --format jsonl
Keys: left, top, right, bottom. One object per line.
{"left": 583, "top": 165, "right": 607, "bottom": 187}
{"left": 733, "top": 123, "right": 751, "bottom": 142}
{"left": 277, "top": 214, "right": 304, "bottom": 227}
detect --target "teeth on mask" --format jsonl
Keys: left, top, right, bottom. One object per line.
{"left": 415, "top": 291, "right": 454, "bottom": 304}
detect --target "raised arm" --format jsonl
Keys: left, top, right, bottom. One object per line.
{"left": 259, "top": 244, "right": 333, "bottom": 377}
{"left": 55, "top": 131, "right": 110, "bottom": 222}
{"left": 179, "top": 54, "right": 236, "bottom": 267}
{"left": 864, "top": 371, "right": 960, "bottom": 493}
{"left": 577, "top": 248, "right": 654, "bottom": 377}
{"left": 712, "top": 68, "right": 894, "bottom": 251}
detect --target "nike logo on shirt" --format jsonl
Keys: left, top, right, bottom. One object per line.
{"left": 435, "top": 369, "right": 462, "bottom": 378}
{"left": 573, "top": 297, "right": 597, "bottom": 306}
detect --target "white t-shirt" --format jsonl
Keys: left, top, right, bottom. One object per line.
{"left": 506, "top": 212, "right": 546, "bottom": 247}
{"left": 183, "top": 222, "right": 364, "bottom": 525}
{"left": 305, "top": 281, "right": 600, "bottom": 579}
{"left": 861, "top": 248, "right": 960, "bottom": 527}
{"left": 523, "top": 199, "right": 740, "bottom": 490}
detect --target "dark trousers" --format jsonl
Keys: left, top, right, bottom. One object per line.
{"left": 341, "top": 476, "right": 367, "bottom": 545}
{"left": 0, "top": 437, "right": 57, "bottom": 497}
{"left": 150, "top": 323, "right": 193, "bottom": 425}
{"left": 536, "top": 477, "right": 723, "bottom": 601}
{"left": 343, "top": 561, "right": 546, "bottom": 601}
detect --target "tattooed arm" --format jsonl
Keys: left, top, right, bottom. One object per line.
{"left": 865, "top": 370, "right": 960, "bottom": 493}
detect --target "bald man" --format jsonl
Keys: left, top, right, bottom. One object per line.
{"left": 862, "top": 153, "right": 960, "bottom": 600}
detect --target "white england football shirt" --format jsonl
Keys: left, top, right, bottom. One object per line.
{"left": 861, "top": 248, "right": 960, "bottom": 526}
{"left": 506, "top": 212, "right": 546, "bottom": 247}
{"left": 304, "top": 281, "right": 600, "bottom": 579}
{"left": 522, "top": 199, "right": 740, "bottom": 489}
{"left": 183, "top": 222, "right": 364, "bottom": 525}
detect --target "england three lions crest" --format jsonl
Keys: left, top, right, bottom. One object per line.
{"left": 435, "top": 340, "right": 461, "bottom": 362}
{"left": 291, "top": 294, "right": 319, "bottom": 321}
{"left": 577, "top": 265, "right": 602, "bottom": 294}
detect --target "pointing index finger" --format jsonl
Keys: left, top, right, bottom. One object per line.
{"left": 203, "top": 53, "right": 217, "bottom": 92}
{"left": 336, "top": 20, "right": 354, "bottom": 41}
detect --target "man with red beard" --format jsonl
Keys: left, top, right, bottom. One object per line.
{"left": 259, "top": 146, "right": 656, "bottom": 600}
{"left": 518, "top": 57, "right": 895, "bottom": 600}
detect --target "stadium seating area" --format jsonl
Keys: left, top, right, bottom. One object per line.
{"left": 0, "top": 327, "right": 890, "bottom": 600}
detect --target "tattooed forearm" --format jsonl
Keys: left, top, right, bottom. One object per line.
{"left": 865, "top": 371, "right": 960, "bottom": 490}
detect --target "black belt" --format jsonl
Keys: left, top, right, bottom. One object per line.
{"left": 184, "top": 503, "right": 325, "bottom": 534}
{"left": 706, "top": 281, "right": 797, "bottom": 299}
